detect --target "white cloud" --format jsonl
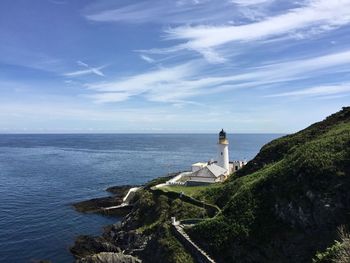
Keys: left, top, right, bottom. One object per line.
{"left": 161, "top": 0, "right": 350, "bottom": 61}
{"left": 77, "top": 60, "right": 89, "bottom": 67}
{"left": 64, "top": 68, "right": 104, "bottom": 77}
{"left": 83, "top": 0, "right": 350, "bottom": 64}
{"left": 140, "top": 55, "right": 155, "bottom": 63}
{"left": 90, "top": 92, "right": 132, "bottom": 103}
{"left": 266, "top": 83, "right": 350, "bottom": 98}
{"left": 229, "top": 0, "right": 274, "bottom": 6}
{"left": 86, "top": 49, "right": 350, "bottom": 104}
{"left": 256, "top": 49, "right": 350, "bottom": 78}
{"left": 64, "top": 61, "right": 105, "bottom": 77}
{"left": 86, "top": 62, "right": 198, "bottom": 103}
{"left": 84, "top": 0, "right": 242, "bottom": 25}
{"left": 0, "top": 99, "right": 252, "bottom": 132}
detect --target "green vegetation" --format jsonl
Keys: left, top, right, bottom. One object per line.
{"left": 144, "top": 174, "right": 175, "bottom": 189}
{"left": 72, "top": 108, "right": 350, "bottom": 263}
{"left": 186, "top": 107, "right": 350, "bottom": 263}
{"left": 157, "top": 184, "right": 221, "bottom": 202}
{"left": 132, "top": 190, "right": 207, "bottom": 231}
{"left": 236, "top": 106, "right": 350, "bottom": 178}
{"left": 119, "top": 107, "right": 350, "bottom": 263}
{"left": 126, "top": 188, "right": 208, "bottom": 263}
{"left": 139, "top": 222, "right": 195, "bottom": 263}
{"left": 313, "top": 241, "right": 343, "bottom": 263}
{"left": 313, "top": 226, "right": 350, "bottom": 263}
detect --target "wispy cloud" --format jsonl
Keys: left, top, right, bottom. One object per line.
{"left": 86, "top": 62, "right": 198, "bottom": 103}
{"left": 229, "top": 0, "right": 274, "bottom": 6}
{"left": 90, "top": 92, "right": 134, "bottom": 103}
{"left": 85, "top": 49, "right": 350, "bottom": 104}
{"left": 48, "top": 0, "right": 66, "bottom": 5}
{"left": 64, "top": 61, "right": 105, "bottom": 77}
{"left": 84, "top": 0, "right": 257, "bottom": 25}
{"left": 140, "top": 54, "right": 155, "bottom": 63}
{"left": 266, "top": 83, "right": 350, "bottom": 98}
{"left": 158, "top": 0, "right": 350, "bottom": 62}
{"left": 4, "top": 0, "right": 349, "bottom": 133}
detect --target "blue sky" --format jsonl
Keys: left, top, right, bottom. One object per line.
{"left": 0, "top": 0, "right": 350, "bottom": 133}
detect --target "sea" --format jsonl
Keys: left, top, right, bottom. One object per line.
{"left": 0, "top": 133, "right": 282, "bottom": 263}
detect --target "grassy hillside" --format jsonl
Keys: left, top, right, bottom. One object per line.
{"left": 188, "top": 107, "right": 350, "bottom": 263}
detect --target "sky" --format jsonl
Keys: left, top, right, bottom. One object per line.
{"left": 0, "top": 0, "right": 350, "bottom": 133}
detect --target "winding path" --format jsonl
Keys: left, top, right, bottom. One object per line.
{"left": 172, "top": 222, "right": 216, "bottom": 263}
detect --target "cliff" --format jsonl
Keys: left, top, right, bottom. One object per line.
{"left": 71, "top": 107, "right": 350, "bottom": 263}
{"left": 188, "top": 106, "right": 350, "bottom": 262}
{"left": 71, "top": 176, "right": 205, "bottom": 263}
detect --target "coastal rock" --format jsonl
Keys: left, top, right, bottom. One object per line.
{"left": 106, "top": 185, "right": 137, "bottom": 197}
{"left": 103, "top": 224, "right": 149, "bottom": 252}
{"left": 70, "top": 235, "right": 121, "bottom": 259}
{"left": 73, "top": 185, "right": 137, "bottom": 214}
{"left": 75, "top": 252, "right": 141, "bottom": 263}
{"left": 73, "top": 196, "right": 123, "bottom": 213}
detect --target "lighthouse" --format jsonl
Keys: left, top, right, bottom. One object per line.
{"left": 217, "top": 129, "right": 229, "bottom": 174}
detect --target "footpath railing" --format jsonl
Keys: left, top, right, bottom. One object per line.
{"left": 179, "top": 218, "right": 205, "bottom": 225}
{"left": 171, "top": 223, "right": 216, "bottom": 263}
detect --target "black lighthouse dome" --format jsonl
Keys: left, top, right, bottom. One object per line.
{"left": 219, "top": 129, "right": 226, "bottom": 140}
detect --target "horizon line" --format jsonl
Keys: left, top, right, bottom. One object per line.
{"left": 0, "top": 132, "right": 287, "bottom": 135}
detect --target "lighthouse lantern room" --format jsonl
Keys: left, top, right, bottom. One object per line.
{"left": 217, "top": 129, "right": 229, "bottom": 174}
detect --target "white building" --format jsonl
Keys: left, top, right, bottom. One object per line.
{"left": 230, "top": 160, "right": 247, "bottom": 172}
{"left": 186, "top": 163, "right": 228, "bottom": 186}
{"left": 191, "top": 162, "right": 208, "bottom": 172}
{"left": 186, "top": 129, "right": 246, "bottom": 185}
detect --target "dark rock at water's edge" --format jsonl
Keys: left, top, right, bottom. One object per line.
{"left": 106, "top": 185, "right": 138, "bottom": 196}
{"left": 70, "top": 176, "right": 200, "bottom": 263}
{"left": 71, "top": 185, "right": 150, "bottom": 262}
{"left": 73, "top": 196, "right": 122, "bottom": 213}
{"left": 75, "top": 252, "right": 141, "bottom": 263}
{"left": 70, "top": 221, "right": 150, "bottom": 262}
{"left": 72, "top": 185, "right": 138, "bottom": 214}
{"left": 70, "top": 235, "right": 121, "bottom": 259}
{"left": 102, "top": 223, "right": 150, "bottom": 253}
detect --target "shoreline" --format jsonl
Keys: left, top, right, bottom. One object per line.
{"left": 70, "top": 184, "right": 141, "bottom": 262}
{"left": 70, "top": 175, "right": 174, "bottom": 262}
{"left": 70, "top": 172, "right": 220, "bottom": 263}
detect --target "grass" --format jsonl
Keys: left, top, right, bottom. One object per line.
{"left": 313, "top": 226, "right": 350, "bottom": 263}
{"left": 187, "top": 107, "right": 350, "bottom": 263}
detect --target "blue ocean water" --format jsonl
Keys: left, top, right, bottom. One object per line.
{"left": 0, "top": 133, "right": 282, "bottom": 263}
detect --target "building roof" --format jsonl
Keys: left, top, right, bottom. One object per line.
{"left": 207, "top": 163, "right": 227, "bottom": 177}
{"left": 192, "top": 162, "right": 208, "bottom": 166}
{"left": 191, "top": 163, "right": 227, "bottom": 178}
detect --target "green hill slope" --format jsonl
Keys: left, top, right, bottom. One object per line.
{"left": 188, "top": 107, "right": 350, "bottom": 263}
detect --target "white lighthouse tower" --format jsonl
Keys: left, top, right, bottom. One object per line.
{"left": 217, "top": 129, "right": 229, "bottom": 174}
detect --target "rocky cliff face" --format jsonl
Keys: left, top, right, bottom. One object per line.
{"left": 71, "top": 183, "right": 203, "bottom": 263}
{"left": 75, "top": 252, "right": 141, "bottom": 263}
